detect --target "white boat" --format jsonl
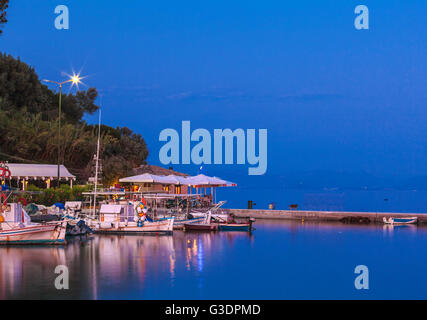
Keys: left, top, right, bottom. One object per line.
{"left": 63, "top": 201, "right": 92, "bottom": 235}
{"left": 188, "top": 200, "right": 229, "bottom": 221}
{"left": 184, "top": 211, "right": 217, "bottom": 231}
{"left": 171, "top": 216, "right": 205, "bottom": 230}
{"left": 91, "top": 204, "right": 174, "bottom": 235}
{"left": 383, "top": 216, "right": 418, "bottom": 225}
{"left": 0, "top": 203, "right": 67, "bottom": 245}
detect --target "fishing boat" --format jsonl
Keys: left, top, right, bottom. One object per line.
{"left": 171, "top": 216, "right": 205, "bottom": 230}
{"left": 183, "top": 223, "right": 217, "bottom": 231}
{"left": 139, "top": 194, "right": 227, "bottom": 229}
{"left": 63, "top": 201, "right": 92, "bottom": 235}
{"left": 91, "top": 204, "right": 174, "bottom": 235}
{"left": 66, "top": 219, "right": 92, "bottom": 236}
{"left": 213, "top": 216, "right": 255, "bottom": 232}
{"left": 183, "top": 211, "right": 217, "bottom": 231}
{"left": 0, "top": 203, "right": 67, "bottom": 245}
{"left": 383, "top": 216, "right": 418, "bottom": 225}
{"left": 216, "top": 221, "right": 254, "bottom": 232}
{"left": 189, "top": 200, "right": 229, "bottom": 221}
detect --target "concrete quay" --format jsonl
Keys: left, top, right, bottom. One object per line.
{"left": 224, "top": 208, "right": 427, "bottom": 224}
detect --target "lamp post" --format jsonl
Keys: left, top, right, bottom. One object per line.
{"left": 43, "top": 75, "right": 81, "bottom": 188}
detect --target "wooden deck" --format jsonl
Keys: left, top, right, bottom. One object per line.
{"left": 224, "top": 208, "right": 427, "bottom": 224}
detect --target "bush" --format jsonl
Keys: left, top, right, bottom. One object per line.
{"left": 16, "top": 184, "right": 91, "bottom": 206}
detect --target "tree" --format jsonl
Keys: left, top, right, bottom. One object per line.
{"left": 0, "top": 53, "right": 99, "bottom": 121}
{"left": 0, "top": 53, "right": 149, "bottom": 185}
{"left": 0, "top": 0, "right": 9, "bottom": 36}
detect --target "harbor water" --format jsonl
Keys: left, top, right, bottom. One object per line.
{"left": 1, "top": 218, "right": 427, "bottom": 299}
{"left": 219, "top": 188, "right": 427, "bottom": 213}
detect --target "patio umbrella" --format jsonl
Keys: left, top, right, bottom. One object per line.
{"left": 214, "top": 177, "right": 237, "bottom": 187}
{"left": 119, "top": 173, "right": 157, "bottom": 183}
{"left": 191, "top": 174, "right": 228, "bottom": 186}
{"left": 165, "top": 175, "right": 189, "bottom": 185}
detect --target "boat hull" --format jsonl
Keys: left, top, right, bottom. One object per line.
{"left": 217, "top": 223, "right": 251, "bottom": 231}
{"left": 173, "top": 217, "right": 205, "bottom": 230}
{"left": 183, "top": 223, "right": 217, "bottom": 231}
{"left": 93, "top": 219, "right": 174, "bottom": 235}
{"left": 95, "top": 229, "right": 173, "bottom": 235}
{"left": 383, "top": 217, "right": 418, "bottom": 225}
{"left": 0, "top": 222, "right": 67, "bottom": 245}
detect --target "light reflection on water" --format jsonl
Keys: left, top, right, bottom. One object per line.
{"left": 0, "top": 220, "right": 426, "bottom": 299}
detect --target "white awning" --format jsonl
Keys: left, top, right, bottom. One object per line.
{"left": 120, "top": 173, "right": 183, "bottom": 184}
{"left": 215, "top": 177, "right": 237, "bottom": 187}
{"left": 119, "top": 173, "right": 236, "bottom": 187}
{"left": 119, "top": 173, "right": 157, "bottom": 183}
{"left": 6, "top": 163, "right": 75, "bottom": 180}
{"left": 165, "top": 175, "right": 191, "bottom": 185}
{"left": 185, "top": 174, "right": 228, "bottom": 186}
{"left": 154, "top": 175, "right": 182, "bottom": 184}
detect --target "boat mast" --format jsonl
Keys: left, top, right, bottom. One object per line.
{"left": 92, "top": 102, "right": 102, "bottom": 218}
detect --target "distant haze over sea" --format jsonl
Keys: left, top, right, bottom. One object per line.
{"left": 168, "top": 164, "right": 427, "bottom": 191}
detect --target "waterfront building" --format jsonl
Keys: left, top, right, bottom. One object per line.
{"left": 3, "top": 163, "right": 76, "bottom": 190}
{"left": 130, "top": 165, "right": 189, "bottom": 194}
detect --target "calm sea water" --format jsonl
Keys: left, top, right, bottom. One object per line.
{"left": 218, "top": 188, "right": 427, "bottom": 213}
{"left": 1, "top": 218, "right": 427, "bottom": 299}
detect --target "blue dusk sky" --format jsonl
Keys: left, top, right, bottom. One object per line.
{"left": 1, "top": 1, "right": 427, "bottom": 186}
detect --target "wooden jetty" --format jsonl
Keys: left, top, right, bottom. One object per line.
{"left": 223, "top": 208, "right": 427, "bottom": 224}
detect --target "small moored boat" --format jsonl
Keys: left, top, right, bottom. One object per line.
{"left": 183, "top": 211, "right": 217, "bottom": 231}
{"left": 183, "top": 223, "right": 217, "bottom": 231}
{"left": 91, "top": 204, "right": 174, "bottom": 235}
{"left": 0, "top": 203, "right": 67, "bottom": 245}
{"left": 172, "top": 216, "right": 205, "bottom": 230}
{"left": 216, "top": 222, "right": 254, "bottom": 232}
{"left": 214, "top": 217, "right": 255, "bottom": 232}
{"left": 383, "top": 216, "right": 418, "bottom": 225}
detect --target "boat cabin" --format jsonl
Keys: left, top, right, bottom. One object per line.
{"left": 0, "top": 203, "right": 31, "bottom": 224}
{"left": 99, "top": 204, "right": 135, "bottom": 223}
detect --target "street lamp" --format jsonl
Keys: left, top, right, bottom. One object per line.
{"left": 43, "top": 74, "right": 82, "bottom": 188}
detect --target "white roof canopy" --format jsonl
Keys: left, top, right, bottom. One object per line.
{"left": 186, "top": 174, "right": 228, "bottom": 186}
{"left": 119, "top": 173, "right": 236, "bottom": 187}
{"left": 119, "top": 173, "right": 182, "bottom": 184}
{"left": 215, "top": 178, "right": 237, "bottom": 187}
{"left": 165, "top": 174, "right": 191, "bottom": 185}
{"left": 119, "top": 173, "right": 158, "bottom": 183}
{"left": 6, "top": 163, "right": 75, "bottom": 180}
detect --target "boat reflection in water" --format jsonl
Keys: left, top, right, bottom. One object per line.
{"left": 382, "top": 223, "right": 418, "bottom": 235}
{"left": 0, "top": 245, "right": 66, "bottom": 299}
{"left": 0, "top": 231, "right": 252, "bottom": 299}
{"left": 2, "top": 220, "right": 427, "bottom": 299}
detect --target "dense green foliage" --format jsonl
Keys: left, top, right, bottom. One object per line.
{"left": 0, "top": 53, "right": 149, "bottom": 185}
{"left": 17, "top": 184, "right": 91, "bottom": 206}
